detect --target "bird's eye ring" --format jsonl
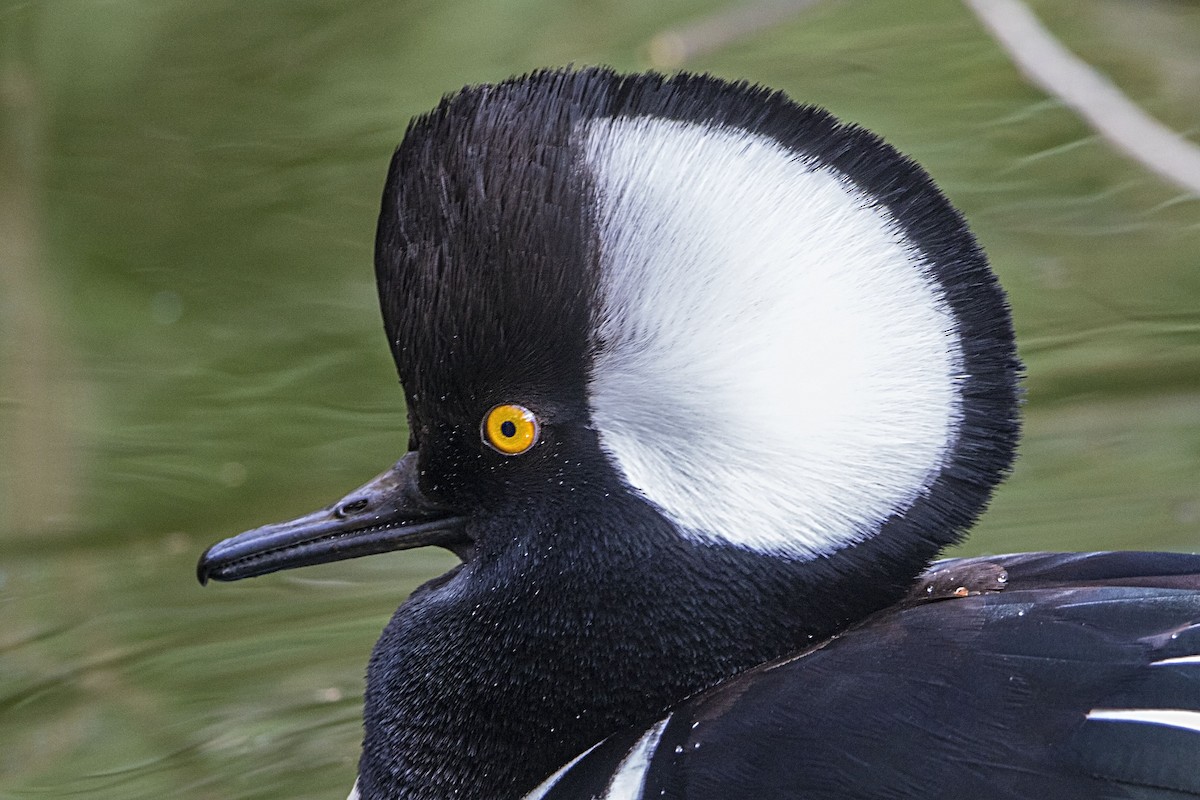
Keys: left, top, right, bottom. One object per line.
{"left": 482, "top": 404, "right": 539, "bottom": 456}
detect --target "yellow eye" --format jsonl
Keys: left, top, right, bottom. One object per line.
{"left": 482, "top": 404, "right": 539, "bottom": 456}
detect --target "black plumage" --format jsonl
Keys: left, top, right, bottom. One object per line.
{"left": 536, "top": 552, "right": 1200, "bottom": 799}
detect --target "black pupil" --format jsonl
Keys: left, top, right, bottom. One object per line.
{"left": 500, "top": 420, "right": 517, "bottom": 438}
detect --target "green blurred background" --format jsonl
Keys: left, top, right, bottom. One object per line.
{"left": 2, "top": 0, "right": 1198, "bottom": 797}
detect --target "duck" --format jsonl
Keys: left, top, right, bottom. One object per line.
{"left": 197, "top": 67, "right": 1200, "bottom": 800}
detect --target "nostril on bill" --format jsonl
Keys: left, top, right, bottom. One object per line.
{"left": 337, "top": 498, "right": 370, "bottom": 517}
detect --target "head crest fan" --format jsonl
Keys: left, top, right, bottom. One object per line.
{"left": 375, "top": 67, "right": 1020, "bottom": 563}
{"left": 582, "top": 114, "right": 968, "bottom": 557}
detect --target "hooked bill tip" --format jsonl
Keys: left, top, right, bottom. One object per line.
{"left": 196, "top": 549, "right": 213, "bottom": 586}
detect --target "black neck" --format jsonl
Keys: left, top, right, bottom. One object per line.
{"left": 355, "top": 490, "right": 940, "bottom": 799}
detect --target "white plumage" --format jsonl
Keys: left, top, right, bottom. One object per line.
{"left": 584, "top": 117, "right": 964, "bottom": 558}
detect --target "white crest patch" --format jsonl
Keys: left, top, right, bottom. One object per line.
{"left": 583, "top": 117, "right": 963, "bottom": 558}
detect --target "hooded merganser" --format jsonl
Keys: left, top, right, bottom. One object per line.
{"left": 197, "top": 68, "right": 1200, "bottom": 800}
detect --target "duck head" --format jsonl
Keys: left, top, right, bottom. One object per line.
{"left": 198, "top": 67, "right": 1021, "bottom": 799}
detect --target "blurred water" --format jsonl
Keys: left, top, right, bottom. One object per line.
{"left": 2, "top": 0, "right": 1198, "bottom": 797}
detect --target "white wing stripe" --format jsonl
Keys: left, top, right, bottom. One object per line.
{"left": 1151, "top": 654, "right": 1200, "bottom": 666}
{"left": 602, "top": 715, "right": 673, "bottom": 800}
{"left": 522, "top": 740, "right": 604, "bottom": 800}
{"left": 1087, "top": 708, "right": 1200, "bottom": 734}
